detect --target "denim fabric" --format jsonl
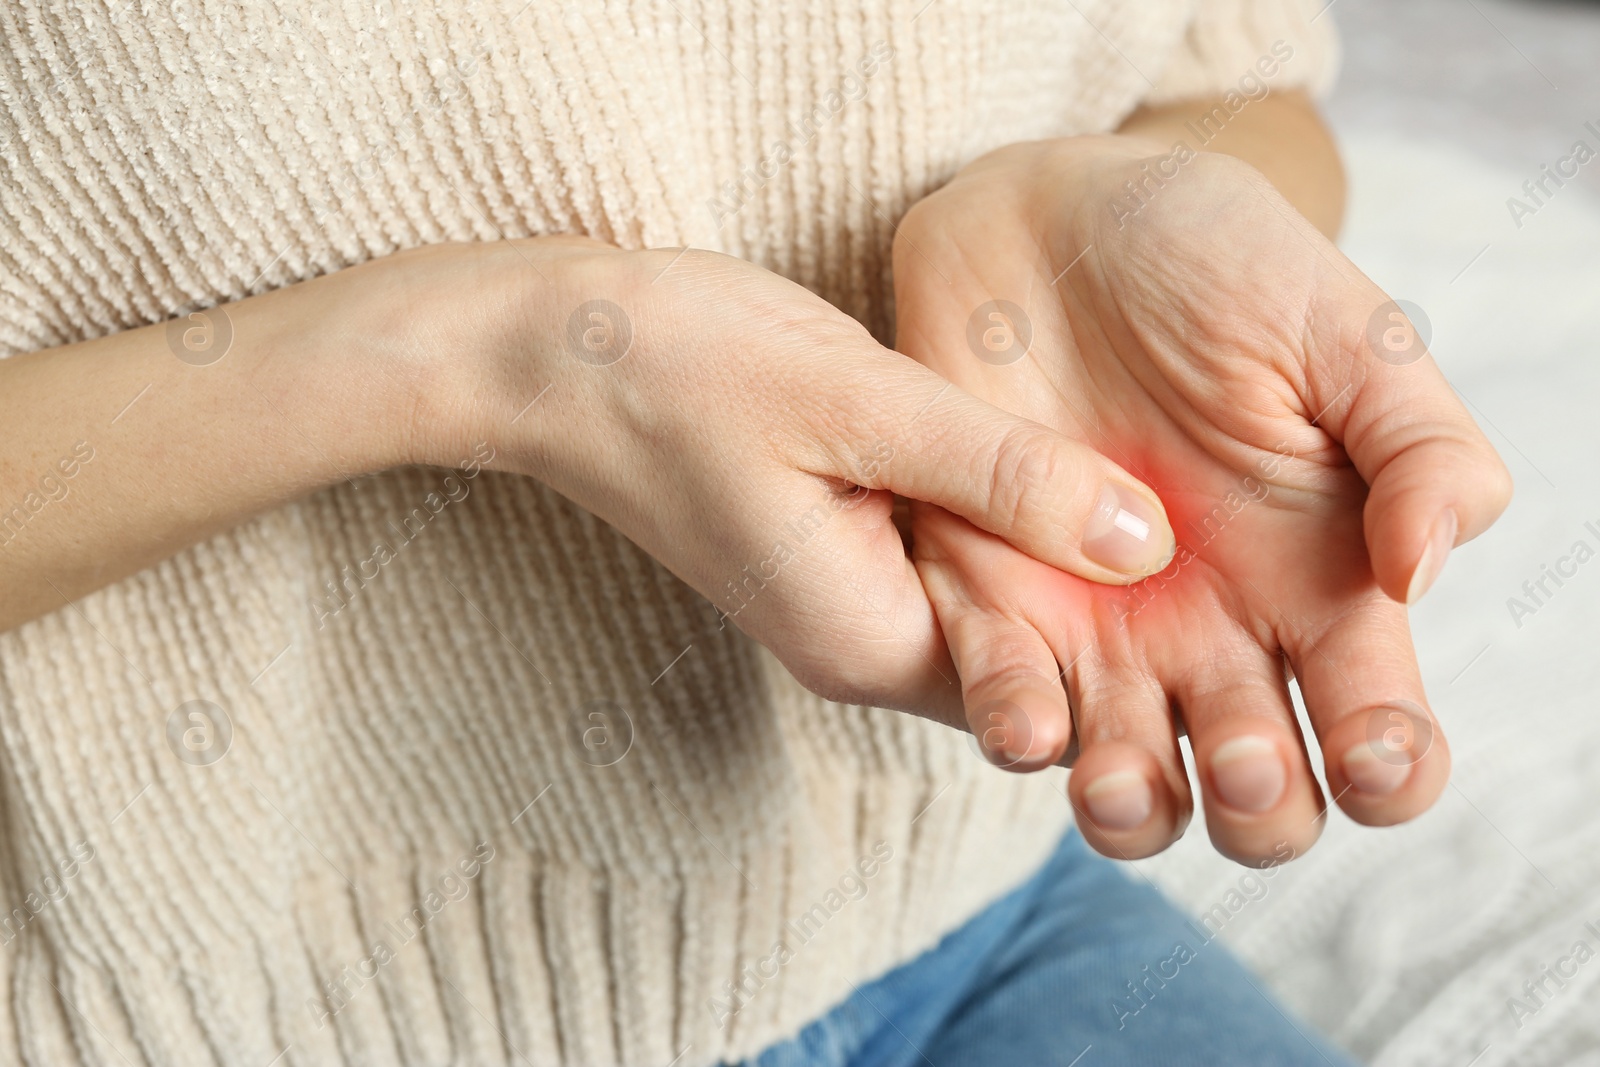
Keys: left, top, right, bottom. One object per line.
{"left": 737, "top": 829, "right": 1359, "bottom": 1067}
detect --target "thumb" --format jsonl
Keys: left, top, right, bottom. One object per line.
{"left": 838, "top": 361, "right": 1176, "bottom": 584}
{"left": 1311, "top": 294, "right": 1513, "bottom": 603}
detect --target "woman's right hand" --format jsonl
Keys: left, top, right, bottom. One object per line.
{"left": 0, "top": 234, "right": 1171, "bottom": 724}
{"left": 396, "top": 237, "right": 1176, "bottom": 721}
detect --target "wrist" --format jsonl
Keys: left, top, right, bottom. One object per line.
{"left": 298, "top": 241, "right": 559, "bottom": 477}
{"left": 956, "top": 135, "right": 1165, "bottom": 204}
{"left": 351, "top": 236, "right": 638, "bottom": 483}
{"left": 1022, "top": 135, "right": 1182, "bottom": 237}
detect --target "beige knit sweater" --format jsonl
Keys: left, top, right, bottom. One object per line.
{"left": 0, "top": 2, "right": 1334, "bottom": 1064}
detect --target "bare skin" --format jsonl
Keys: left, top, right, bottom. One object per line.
{"left": 0, "top": 239, "right": 1174, "bottom": 724}
{"left": 894, "top": 92, "right": 1511, "bottom": 864}
{"left": 0, "top": 90, "right": 1509, "bottom": 867}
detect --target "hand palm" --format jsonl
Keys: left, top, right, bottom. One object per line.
{"left": 894, "top": 145, "right": 1503, "bottom": 862}
{"left": 1019, "top": 196, "right": 1373, "bottom": 658}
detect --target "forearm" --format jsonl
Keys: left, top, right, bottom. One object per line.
{"left": 1117, "top": 89, "right": 1346, "bottom": 238}
{"left": 0, "top": 255, "right": 458, "bottom": 634}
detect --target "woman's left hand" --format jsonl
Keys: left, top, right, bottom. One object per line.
{"left": 892, "top": 137, "right": 1512, "bottom": 864}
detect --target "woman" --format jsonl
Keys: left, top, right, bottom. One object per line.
{"left": 0, "top": 0, "right": 1508, "bottom": 1063}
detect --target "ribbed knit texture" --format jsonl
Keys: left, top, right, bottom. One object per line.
{"left": 0, "top": 2, "right": 1334, "bottom": 1064}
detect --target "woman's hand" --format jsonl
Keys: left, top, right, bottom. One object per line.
{"left": 414, "top": 237, "right": 1177, "bottom": 720}
{"left": 891, "top": 138, "right": 1512, "bottom": 862}
{"left": 1, "top": 234, "right": 1174, "bottom": 723}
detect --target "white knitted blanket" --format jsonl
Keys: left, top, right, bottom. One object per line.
{"left": 1139, "top": 5, "right": 1600, "bottom": 1060}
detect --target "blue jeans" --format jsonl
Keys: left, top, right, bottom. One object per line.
{"left": 738, "top": 830, "right": 1358, "bottom": 1067}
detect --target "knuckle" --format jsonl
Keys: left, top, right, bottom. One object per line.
{"left": 988, "top": 425, "right": 1086, "bottom": 536}
{"left": 968, "top": 644, "right": 1054, "bottom": 696}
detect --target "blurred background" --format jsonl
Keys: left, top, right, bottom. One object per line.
{"left": 1137, "top": 2, "right": 1600, "bottom": 1064}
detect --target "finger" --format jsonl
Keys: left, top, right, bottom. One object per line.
{"left": 1166, "top": 638, "right": 1324, "bottom": 865}
{"left": 819, "top": 357, "right": 1176, "bottom": 585}
{"left": 1063, "top": 662, "right": 1191, "bottom": 860}
{"left": 1277, "top": 589, "right": 1449, "bottom": 826}
{"left": 1308, "top": 286, "right": 1513, "bottom": 604}
{"left": 914, "top": 508, "right": 1073, "bottom": 772}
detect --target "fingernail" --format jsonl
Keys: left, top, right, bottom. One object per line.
{"left": 1083, "top": 483, "right": 1174, "bottom": 576}
{"left": 1001, "top": 698, "right": 1050, "bottom": 765}
{"left": 1406, "top": 509, "right": 1458, "bottom": 604}
{"left": 977, "top": 699, "right": 1038, "bottom": 769}
{"left": 1209, "top": 736, "right": 1286, "bottom": 813}
{"left": 1342, "top": 742, "right": 1411, "bottom": 796}
{"left": 1081, "top": 771, "right": 1153, "bottom": 831}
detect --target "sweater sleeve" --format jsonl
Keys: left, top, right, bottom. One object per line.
{"left": 1142, "top": 0, "right": 1341, "bottom": 106}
